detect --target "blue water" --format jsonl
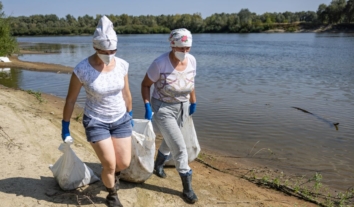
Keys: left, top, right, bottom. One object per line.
{"left": 1, "top": 33, "right": 354, "bottom": 191}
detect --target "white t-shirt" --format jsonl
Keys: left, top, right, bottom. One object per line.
{"left": 74, "top": 57, "right": 128, "bottom": 123}
{"left": 147, "top": 52, "right": 196, "bottom": 103}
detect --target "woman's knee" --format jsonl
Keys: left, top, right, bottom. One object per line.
{"left": 99, "top": 154, "right": 117, "bottom": 173}
{"left": 117, "top": 157, "right": 131, "bottom": 170}
{"left": 102, "top": 163, "right": 116, "bottom": 174}
{"left": 172, "top": 149, "right": 188, "bottom": 160}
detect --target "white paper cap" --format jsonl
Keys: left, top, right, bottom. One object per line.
{"left": 93, "top": 16, "right": 117, "bottom": 50}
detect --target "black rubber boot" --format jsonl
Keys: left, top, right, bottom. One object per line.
{"left": 106, "top": 187, "right": 123, "bottom": 207}
{"left": 115, "top": 172, "right": 120, "bottom": 191}
{"left": 154, "top": 151, "right": 168, "bottom": 178}
{"left": 179, "top": 170, "right": 198, "bottom": 204}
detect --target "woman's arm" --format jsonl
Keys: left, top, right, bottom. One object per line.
{"left": 141, "top": 73, "right": 154, "bottom": 103}
{"left": 122, "top": 74, "right": 132, "bottom": 112}
{"left": 63, "top": 73, "right": 82, "bottom": 121}
{"left": 188, "top": 89, "right": 197, "bottom": 116}
{"left": 189, "top": 89, "right": 196, "bottom": 103}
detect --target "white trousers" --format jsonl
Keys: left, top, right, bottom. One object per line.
{"left": 151, "top": 98, "right": 191, "bottom": 174}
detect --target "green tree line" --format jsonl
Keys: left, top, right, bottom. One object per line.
{"left": 317, "top": 0, "right": 354, "bottom": 23}
{"left": 2, "top": 0, "right": 354, "bottom": 38}
{"left": 7, "top": 0, "right": 354, "bottom": 36}
{"left": 9, "top": 11, "right": 319, "bottom": 35}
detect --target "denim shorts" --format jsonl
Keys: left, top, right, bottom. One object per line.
{"left": 82, "top": 113, "right": 132, "bottom": 143}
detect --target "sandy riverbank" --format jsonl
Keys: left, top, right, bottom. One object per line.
{"left": 0, "top": 86, "right": 319, "bottom": 207}
{"left": 0, "top": 55, "right": 73, "bottom": 73}
{"left": 0, "top": 58, "right": 322, "bottom": 206}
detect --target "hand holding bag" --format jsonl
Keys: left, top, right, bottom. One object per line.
{"left": 49, "top": 141, "right": 99, "bottom": 190}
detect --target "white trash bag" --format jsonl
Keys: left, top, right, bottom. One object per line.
{"left": 120, "top": 119, "right": 156, "bottom": 183}
{"left": 49, "top": 137, "right": 99, "bottom": 190}
{"left": 164, "top": 116, "right": 201, "bottom": 166}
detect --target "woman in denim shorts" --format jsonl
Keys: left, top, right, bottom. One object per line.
{"left": 141, "top": 28, "right": 198, "bottom": 204}
{"left": 62, "top": 16, "right": 132, "bottom": 207}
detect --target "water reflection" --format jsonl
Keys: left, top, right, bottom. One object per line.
{"left": 0, "top": 68, "right": 18, "bottom": 88}
{"left": 20, "top": 42, "right": 61, "bottom": 53}
{"left": 0, "top": 68, "right": 11, "bottom": 74}
{"left": 0, "top": 68, "right": 77, "bottom": 98}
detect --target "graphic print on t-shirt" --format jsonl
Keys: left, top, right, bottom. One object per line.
{"left": 155, "top": 70, "right": 195, "bottom": 103}
{"left": 148, "top": 52, "right": 197, "bottom": 103}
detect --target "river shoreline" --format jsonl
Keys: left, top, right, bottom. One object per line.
{"left": 9, "top": 23, "right": 354, "bottom": 38}
{"left": 0, "top": 55, "right": 73, "bottom": 73}
{"left": 0, "top": 56, "right": 352, "bottom": 206}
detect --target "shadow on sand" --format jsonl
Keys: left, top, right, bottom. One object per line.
{"left": 0, "top": 162, "right": 182, "bottom": 206}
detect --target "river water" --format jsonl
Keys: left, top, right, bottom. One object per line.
{"left": 1, "top": 33, "right": 353, "bottom": 191}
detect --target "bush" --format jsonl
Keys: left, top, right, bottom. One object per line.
{"left": 0, "top": 18, "right": 18, "bottom": 56}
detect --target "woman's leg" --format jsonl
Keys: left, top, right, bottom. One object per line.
{"left": 157, "top": 116, "right": 190, "bottom": 173}
{"left": 153, "top": 103, "right": 190, "bottom": 174}
{"left": 159, "top": 139, "right": 170, "bottom": 155}
{"left": 152, "top": 100, "right": 198, "bottom": 203}
{"left": 92, "top": 138, "right": 130, "bottom": 207}
{"left": 112, "top": 136, "right": 131, "bottom": 172}
{"left": 84, "top": 113, "right": 130, "bottom": 207}
{"left": 90, "top": 138, "right": 116, "bottom": 188}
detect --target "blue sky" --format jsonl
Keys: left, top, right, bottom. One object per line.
{"left": 2, "top": 0, "right": 331, "bottom": 18}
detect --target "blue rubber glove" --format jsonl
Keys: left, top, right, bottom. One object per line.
{"left": 128, "top": 110, "right": 134, "bottom": 127}
{"left": 189, "top": 103, "right": 197, "bottom": 115}
{"left": 61, "top": 120, "right": 70, "bottom": 141}
{"left": 144, "top": 102, "right": 153, "bottom": 120}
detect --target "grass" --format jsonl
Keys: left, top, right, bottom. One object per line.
{"left": 197, "top": 140, "right": 354, "bottom": 206}
{"left": 74, "top": 110, "right": 84, "bottom": 122}
{"left": 242, "top": 170, "right": 354, "bottom": 206}
{"left": 26, "top": 90, "right": 46, "bottom": 103}
{"left": 242, "top": 141, "right": 354, "bottom": 206}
